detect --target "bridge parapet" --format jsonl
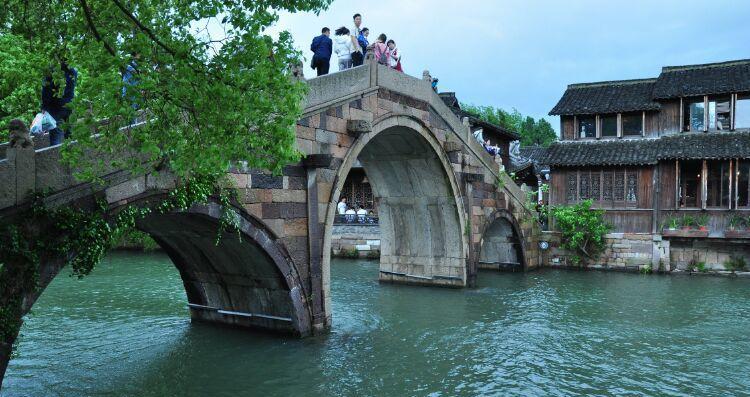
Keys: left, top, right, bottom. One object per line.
{"left": 303, "top": 62, "right": 533, "bottom": 213}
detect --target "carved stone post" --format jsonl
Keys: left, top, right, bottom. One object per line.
{"left": 6, "top": 120, "right": 35, "bottom": 205}
{"left": 463, "top": 172, "right": 484, "bottom": 287}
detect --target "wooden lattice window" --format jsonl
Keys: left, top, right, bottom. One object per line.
{"left": 626, "top": 171, "right": 638, "bottom": 202}
{"left": 567, "top": 173, "right": 577, "bottom": 202}
{"left": 341, "top": 175, "right": 374, "bottom": 210}
{"left": 591, "top": 172, "right": 601, "bottom": 201}
{"left": 602, "top": 172, "right": 613, "bottom": 201}
{"left": 567, "top": 169, "right": 637, "bottom": 206}
{"left": 579, "top": 172, "right": 590, "bottom": 200}
{"left": 614, "top": 171, "right": 625, "bottom": 201}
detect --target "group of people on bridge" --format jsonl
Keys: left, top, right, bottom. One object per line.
{"left": 26, "top": 54, "right": 141, "bottom": 146}
{"left": 310, "top": 13, "right": 403, "bottom": 77}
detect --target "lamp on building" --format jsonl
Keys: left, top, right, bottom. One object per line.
{"left": 362, "top": 176, "right": 369, "bottom": 184}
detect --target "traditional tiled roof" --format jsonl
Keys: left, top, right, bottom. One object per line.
{"left": 543, "top": 132, "right": 750, "bottom": 167}
{"left": 438, "top": 92, "right": 521, "bottom": 140}
{"left": 545, "top": 138, "right": 659, "bottom": 166}
{"left": 519, "top": 146, "right": 549, "bottom": 165}
{"left": 509, "top": 144, "right": 550, "bottom": 175}
{"left": 652, "top": 59, "right": 750, "bottom": 99}
{"left": 658, "top": 132, "right": 750, "bottom": 160}
{"left": 439, "top": 92, "right": 460, "bottom": 109}
{"left": 549, "top": 79, "right": 660, "bottom": 116}
{"left": 508, "top": 159, "right": 534, "bottom": 174}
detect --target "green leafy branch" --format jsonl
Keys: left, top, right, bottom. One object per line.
{"left": 550, "top": 200, "right": 611, "bottom": 266}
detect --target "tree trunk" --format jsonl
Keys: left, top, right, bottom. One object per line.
{"left": 0, "top": 323, "right": 22, "bottom": 389}
{"left": 0, "top": 255, "right": 65, "bottom": 390}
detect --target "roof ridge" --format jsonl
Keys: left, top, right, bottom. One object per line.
{"left": 553, "top": 137, "right": 661, "bottom": 145}
{"left": 553, "top": 131, "right": 750, "bottom": 145}
{"left": 567, "top": 78, "right": 657, "bottom": 89}
{"left": 661, "top": 59, "right": 750, "bottom": 73}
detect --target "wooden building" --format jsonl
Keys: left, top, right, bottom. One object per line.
{"left": 546, "top": 59, "right": 750, "bottom": 237}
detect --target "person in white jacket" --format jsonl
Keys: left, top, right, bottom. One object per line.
{"left": 333, "top": 26, "right": 355, "bottom": 71}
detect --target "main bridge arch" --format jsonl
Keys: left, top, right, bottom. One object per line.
{"left": 322, "top": 114, "right": 469, "bottom": 313}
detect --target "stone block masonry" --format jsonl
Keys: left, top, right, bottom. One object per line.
{"left": 331, "top": 225, "right": 381, "bottom": 258}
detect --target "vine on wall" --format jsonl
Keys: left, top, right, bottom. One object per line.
{"left": 0, "top": 174, "right": 237, "bottom": 350}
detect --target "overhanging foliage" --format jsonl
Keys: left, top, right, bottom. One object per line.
{"left": 1, "top": 0, "right": 332, "bottom": 180}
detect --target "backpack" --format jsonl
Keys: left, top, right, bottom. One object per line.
{"left": 377, "top": 44, "right": 388, "bottom": 65}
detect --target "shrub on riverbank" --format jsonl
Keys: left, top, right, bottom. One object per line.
{"left": 550, "top": 200, "right": 611, "bottom": 266}
{"left": 114, "top": 229, "right": 160, "bottom": 252}
{"left": 724, "top": 256, "right": 747, "bottom": 272}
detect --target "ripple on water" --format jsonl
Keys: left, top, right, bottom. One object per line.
{"left": 4, "top": 256, "right": 750, "bottom": 396}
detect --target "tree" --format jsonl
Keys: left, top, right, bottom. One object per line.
{"left": 527, "top": 118, "right": 556, "bottom": 147}
{"left": 1, "top": 0, "right": 332, "bottom": 180}
{"left": 0, "top": 0, "right": 332, "bottom": 386}
{"left": 461, "top": 103, "right": 558, "bottom": 147}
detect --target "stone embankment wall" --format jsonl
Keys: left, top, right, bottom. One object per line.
{"left": 542, "top": 231, "right": 750, "bottom": 274}
{"left": 331, "top": 224, "right": 381, "bottom": 258}
{"left": 669, "top": 240, "right": 750, "bottom": 271}
{"left": 543, "top": 232, "right": 662, "bottom": 271}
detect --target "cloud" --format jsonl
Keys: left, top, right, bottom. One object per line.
{"left": 266, "top": 0, "right": 750, "bottom": 134}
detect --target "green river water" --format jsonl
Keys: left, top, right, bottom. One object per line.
{"left": 3, "top": 252, "right": 750, "bottom": 396}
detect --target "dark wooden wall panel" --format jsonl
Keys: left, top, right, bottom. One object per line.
{"left": 645, "top": 111, "right": 660, "bottom": 137}
{"left": 659, "top": 161, "right": 676, "bottom": 209}
{"left": 550, "top": 169, "right": 567, "bottom": 205}
{"left": 658, "top": 100, "right": 681, "bottom": 135}
{"left": 637, "top": 167, "right": 653, "bottom": 209}
{"left": 562, "top": 116, "right": 574, "bottom": 140}
{"left": 604, "top": 210, "right": 653, "bottom": 233}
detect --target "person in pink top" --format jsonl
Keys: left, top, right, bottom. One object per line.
{"left": 386, "top": 39, "right": 402, "bottom": 72}
{"left": 372, "top": 34, "right": 388, "bottom": 65}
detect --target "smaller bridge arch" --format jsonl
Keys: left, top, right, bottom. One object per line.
{"left": 477, "top": 210, "right": 527, "bottom": 271}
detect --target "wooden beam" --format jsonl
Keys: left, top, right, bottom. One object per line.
{"left": 652, "top": 164, "right": 659, "bottom": 234}
{"left": 703, "top": 96, "right": 709, "bottom": 132}
{"left": 679, "top": 97, "right": 684, "bottom": 132}
{"left": 674, "top": 160, "right": 680, "bottom": 209}
{"left": 595, "top": 114, "right": 601, "bottom": 139}
{"left": 722, "top": 158, "right": 736, "bottom": 210}
{"left": 702, "top": 159, "right": 707, "bottom": 209}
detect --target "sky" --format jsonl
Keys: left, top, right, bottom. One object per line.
{"left": 267, "top": 0, "right": 750, "bottom": 135}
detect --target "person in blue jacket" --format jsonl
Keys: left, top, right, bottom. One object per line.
{"left": 310, "top": 27, "right": 332, "bottom": 76}
{"left": 41, "top": 61, "right": 78, "bottom": 145}
{"left": 358, "top": 28, "right": 370, "bottom": 60}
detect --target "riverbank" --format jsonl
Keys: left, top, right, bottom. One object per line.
{"left": 113, "top": 230, "right": 161, "bottom": 252}
{"left": 541, "top": 231, "right": 750, "bottom": 276}
{"left": 546, "top": 261, "right": 750, "bottom": 278}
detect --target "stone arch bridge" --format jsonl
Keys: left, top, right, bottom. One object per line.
{"left": 0, "top": 63, "right": 541, "bottom": 344}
